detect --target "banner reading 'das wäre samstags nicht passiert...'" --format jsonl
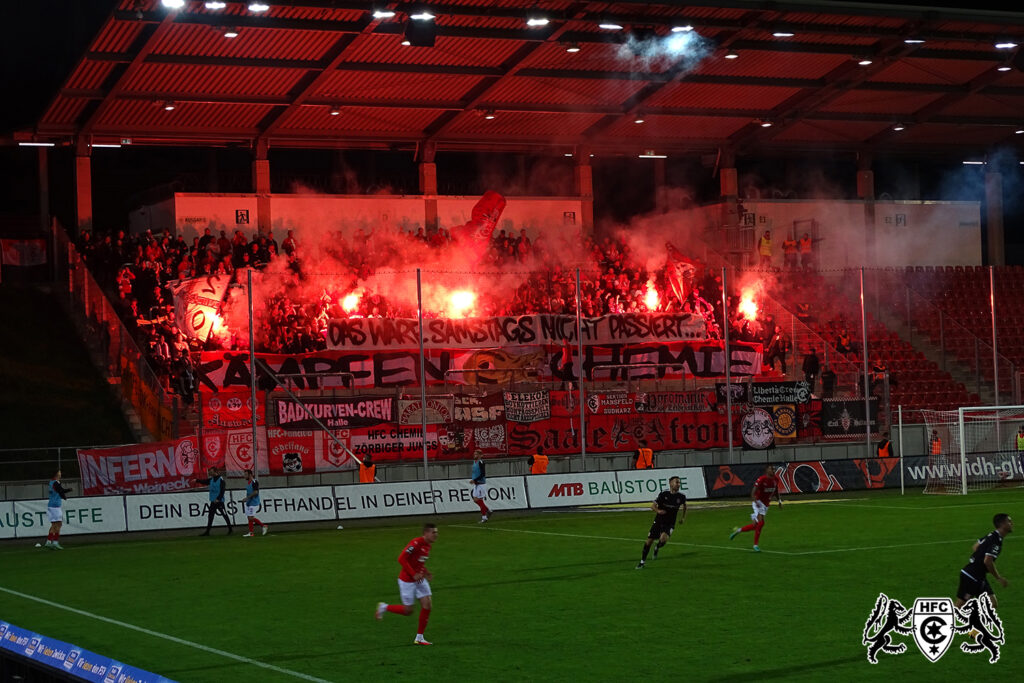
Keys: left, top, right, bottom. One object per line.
{"left": 196, "top": 313, "right": 761, "bottom": 392}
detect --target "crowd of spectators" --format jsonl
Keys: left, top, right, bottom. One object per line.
{"left": 76, "top": 223, "right": 762, "bottom": 396}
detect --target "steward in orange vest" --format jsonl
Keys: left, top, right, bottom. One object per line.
{"left": 929, "top": 431, "right": 942, "bottom": 456}
{"left": 876, "top": 433, "right": 892, "bottom": 458}
{"left": 359, "top": 454, "right": 376, "bottom": 483}
{"left": 528, "top": 450, "right": 549, "bottom": 474}
{"left": 798, "top": 233, "right": 813, "bottom": 270}
{"left": 635, "top": 442, "right": 654, "bottom": 469}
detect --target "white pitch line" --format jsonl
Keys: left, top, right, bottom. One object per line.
{"left": 821, "top": 500, "right": 1024, "bottom": 511}
{"left": 450, "top": 524, "right": 794, "bottom": 555}
{"left": 0, "top": 585, "right": 333, "bottom": 683}
{"left": 453, "top": 525, "right": 978, "bottom": 558}
{"left": 787, "top": 537, "right": 976, "bottom": 556}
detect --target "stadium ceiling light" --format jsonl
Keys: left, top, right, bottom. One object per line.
{"left": 526, "top": 8, "right": 549, "bottom": 27}
{"left": 163, "top": 101, "right": 176, "bottom": 111}
{"left": 18, "top": 141, "right": 56, "bottom": 147}
{"left": 634, "top": 117, "right": 645, "bottom": 124}
{"left": 564, "top": 42, "right": 581, "bottom": 53}
{"left": 483, "top": 109, "right": 496, "bottom": 120}
{"left": 161, "top": 0, "right": 185, "bottom": 9}
{"left": 671, "top": 24, "right": 694, "bottom": 33}
{"left": 758, "top": 119, "right": 773, "bottom": 128}
{"left": 409, "top": 4, "right": 435, "bottom": 21}
{"left": 371, "top": 4, "right": 396, "bottom": 19}
{"left": 892, "top": 123, "right": 905, "bottom": 131}
{"left": 995, "top": 42, "right": 1018, "bottom": 49}
{"left": 639, "top": 150, "right": 667, "bottom": 158}
{"left": 598, "top": 20, "right": 624, "bottom": 31}
{"left": 963, "top": 160, "right": 985, "bottom": 165}
{"left": 329, "top": 106, "right": 341, "bottom": 116}
{"left": 204, "top": 1, "right": 227, "bottom": 9}
{"left": 223, "top": 28, "right": 239, "bottom": 38}
{"left": 858, "top": 59, "right": 873, "bottom": 66}
{"left": 772, "top": 31, "right": 795, "bottom": 38}
{"left": 904, "top": 38, "right": 926, "bottom": 44}
{"left": 1015, "top": 128, "right": 1024, "bottom": 134}
{"left": 997, "top": 64, "right": 1012, "bottom": 72}
{"left": 724, "top": 51, "right": 739, "bottom": 59}
{"left": 247, "top": 2, "right": 270, "bottom": 13}
{"left": 90, "top": 143, "right": 122, "bottom": 148}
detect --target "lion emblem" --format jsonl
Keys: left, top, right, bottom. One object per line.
{"left": 862, "top": 593, "right": 912, "bottom": 663}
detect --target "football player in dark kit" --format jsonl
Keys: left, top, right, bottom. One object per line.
{"left": 956, "top": 513, "right": 1013, "bottom": 608}
{"left": 636, "top": 476, "right": 687, "bottom": 569}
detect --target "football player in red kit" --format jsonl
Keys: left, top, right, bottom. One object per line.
{"left": 729, "top": 464, "right": 782, "bottom": 552}
{"left": 375, "top": 523, "right": 438, "bottom": 645}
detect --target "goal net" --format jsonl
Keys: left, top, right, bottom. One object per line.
{"left": 920, "top": 406, "right": 1024, "bottom": 494}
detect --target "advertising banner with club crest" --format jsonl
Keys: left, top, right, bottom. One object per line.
{"left": 821, "top": 398, "right": 878, "bottom": 439}
{"left": 77, "top": 436, "right": 201, "bottom": 496}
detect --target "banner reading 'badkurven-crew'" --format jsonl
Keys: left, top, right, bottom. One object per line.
{"left": 326, "top": 312, "right": 706, "bottom": 350}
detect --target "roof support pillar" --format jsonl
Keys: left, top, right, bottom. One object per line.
{"left": 252, "top": 140, "right": 271, "bottom": 235}
{"left": 418, "top": 143, "right": 438, "bottom": 232}
{"left": 574, "top": 148, "right": 593, "bottom": 235}
{"left": 718, "top": 147, "right": 739, "bottom": 230}
{"left": 74, "top": 139, "right": 92, "bottom": 237}
{"left": 653, "top": 157, "right": 667, "bottom": 213}
{"left": 857, "top": 151, "right": 876, "bottom": 266}
{"left": 986, "top": 168, "right": 1005, "bottom": 266}
{"left": 38, "top": 146, "right": 50, "bottom": 234}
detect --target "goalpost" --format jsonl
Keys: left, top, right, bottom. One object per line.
{"left": 920, "top": 406, "right": 1024, "bottom": 494}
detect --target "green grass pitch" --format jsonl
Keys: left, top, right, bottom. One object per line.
{"left": 1, "top": 488, "right": 1021, "bottom": 682}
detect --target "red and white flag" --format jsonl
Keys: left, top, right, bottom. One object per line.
{"left": 170, "top": 275, "right": 230, "bottom": 341}
{"left": 664, "top": 242, "right": 699, "bottom": 303}
{"left": 0, "top": 239, "right": 47, "bottom": 266}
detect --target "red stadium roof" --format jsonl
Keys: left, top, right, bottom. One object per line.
{"left": 20, "top": 0, "right": 1024, "bottom": 155}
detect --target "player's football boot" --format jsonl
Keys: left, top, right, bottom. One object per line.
{"left": 414, "top": 636, "right": 433, "bottom": 645}
{"left": 729, "top": 527, "right": 741, "bottom": 541}
{"left": 52, "top": 543, "right": 64, "bottom": 550}
{"left": 753, "top": 545, "right": 761, "bottom": 552}
{"left": 262, "top": 525, "right": 269, "bottom": 536}
{"left": 635, "top": 561, "right": 645, "bottom": 569}
{"left": 242, "top": 532, "right": 254, "bottom": 537}
{"left": 375, "top": 602, "right": 387, "bottom": 621}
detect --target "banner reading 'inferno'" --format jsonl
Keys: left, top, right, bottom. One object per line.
{"left": 77, "top": 436, "right": 200, "bottom": 496}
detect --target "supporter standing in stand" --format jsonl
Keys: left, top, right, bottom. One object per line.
{"left": 802, "top": 347, "right": 820, "bottom": 391}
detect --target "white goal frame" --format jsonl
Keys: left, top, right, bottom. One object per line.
{"left": 954, "top": 404, "right": 1024, "bottom": 495}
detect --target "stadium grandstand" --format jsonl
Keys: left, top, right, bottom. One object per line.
{"left": 2, "top": 1, "right": 1024, "bottom": 681}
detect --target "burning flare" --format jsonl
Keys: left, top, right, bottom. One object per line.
{"left": 342, "top": 292, "right": 360, "bottom": 314}
{"left": 449, "top": 290, "right": 476, "bottom": 318}
{"left": 738, "top": 290, "right": 758, "bottom": 321}
{"left": 644, "top": 280, "right": 659, "bottom": 311}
